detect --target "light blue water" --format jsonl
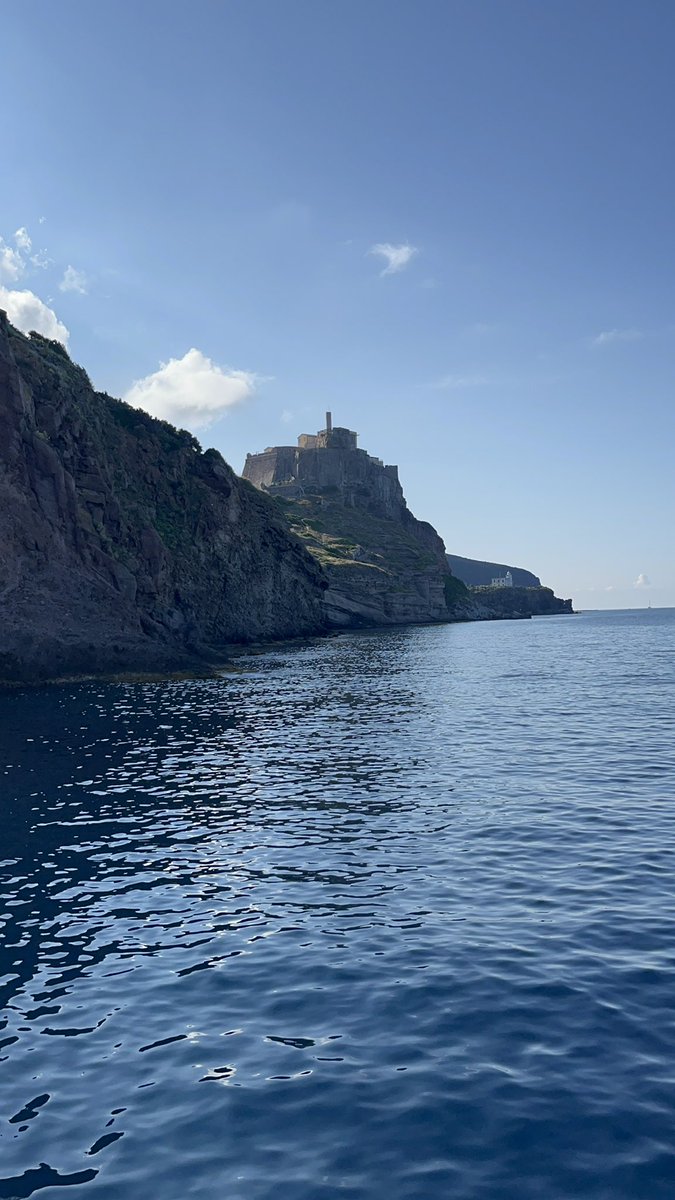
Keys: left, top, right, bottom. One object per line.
{"left": 1, "top": 609, "right": 675, "bottom": 1199}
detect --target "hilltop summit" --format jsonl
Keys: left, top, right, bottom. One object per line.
{"left": 243, "top": 411, "right": 407, "bottom": 522}
{"left": 243, "top": 414, "right": 474, "bottom": 627}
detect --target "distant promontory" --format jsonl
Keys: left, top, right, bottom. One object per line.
{"left": 243, "top": 414, "right": 573, "bottom": 625}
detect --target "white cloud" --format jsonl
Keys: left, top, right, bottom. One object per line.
{"left": 123, "top": 349, "right": 256, "bottom": 431}
{"left": 14, "top": 227, "right": 31, "bottom": 253}
{"left": 0, "top": 242, "right": 24, "bottom": 282}
{"left": 634, "top": 573, "right": 651, "bottom": 588}
{"left": 433, "top": 373, "right": 490, "bottom": 390}
{"left": 59, "top": 265, "right": 88, "bottom": 294}
{"left": 0, "top": 285, "right": 70, "bottom": 345}
{"left": 0, "top": 228, "right": 37, "bottom": 281}
{"left": 369, "top": 242, "right": 418, "bottom": 276}
{"left": 280, "top": 408, "right": 294, "bottom": 424}
{"left": 30, "top": 251, "right": 52, "bottom": 270}
{"left": 592, "top": 328, "right": 643, "bottom": 347}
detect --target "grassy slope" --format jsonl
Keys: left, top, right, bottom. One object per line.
{"left": 273, "top": 495, "right": 440, "bottom": 574}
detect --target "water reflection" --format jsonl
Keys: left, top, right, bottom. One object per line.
{"left": 2, "top": 615, "right": 675, "bottom": 1198}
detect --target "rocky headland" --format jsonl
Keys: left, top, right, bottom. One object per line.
{"left": 243, "top": 415, "right": 480, "bottom": 628}
{"left": 0, "top": 319, "right": 573, "bottom": 683}
{"left": 468, "top": 585, "right": 573, "bottom": 619}
{"left": 243, "top": 416, "right": 574, "bottom": 629}
{"left": 447, "top": 555, "right": 573, "bottom": 617}
{"left": 0, "top": 313, "right": 327, "bottom": 682}
{"left": 446, "top": 553, "right": 542, "bottom": 589}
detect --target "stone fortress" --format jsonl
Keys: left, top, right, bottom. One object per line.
{"left": 242, "top": 412, "right": 408, "bottom": 522}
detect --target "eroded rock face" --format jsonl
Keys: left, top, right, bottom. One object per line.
{"left": 0, "top": 313, "right": 327, "bottom": 681}
{"left": 243, "top": 420, "right": 477, "bottom": 628}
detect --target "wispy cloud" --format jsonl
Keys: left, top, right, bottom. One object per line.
{"left": 0, "top": 285, "right": 69, "bottom": 345}
{"left": 30, "top": 250, "right": 52, "bottom": 270}
{"left": 368, "top": 242, "right": 418, "bottom": 276}
{"left": 0, "top": 228, "right": 31, "bottom": 282}
{"left": 123, "top": 349, "right": 257, "bottom": 431}
{"left": 13, "top": 227, "right": 31, "bottom": 253}
{"left": 59, "top": 265, "right": 88, "bottom": 295}
{"left": 634, "top": 573, "right": 651, "bottom": 588}
{"left": 592, "top": 328, "right": 643, "bottom": 347}
{"left": 0, "top": 222, "right": 80, "bottom": 345}
{"left": 433, "top": 373, "right": 490, "bottom": 390}
{"left": 0, "top": 244, "right": 23, "bottom": 282}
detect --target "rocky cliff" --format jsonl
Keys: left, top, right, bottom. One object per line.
{"left": 447, "top": 555, "right": 573, "bottom": 615}
{"left": 446, "top": 553, "right": 542, "bottom": 588}
{"left": 243, "top": 417, "right": 477, "bottom": 627}
{"left": 470, "top": 586, "right": 573, "bottom": 618}
{"left": 0, "top": 314, "right": 327, "bottom": 682}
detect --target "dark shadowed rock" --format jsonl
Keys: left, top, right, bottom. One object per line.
{"left": 0, "top": 313, "right": 327, "bottom": 682}
{"left": 470, "top": 586, "right": 574, "bottom": 618}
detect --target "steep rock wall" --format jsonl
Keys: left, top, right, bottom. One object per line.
{"left": 0, "top": 314, "right": 327, "bottom": 681}
{"left": 261, "top": 489, "right": 477, "bottom": 628}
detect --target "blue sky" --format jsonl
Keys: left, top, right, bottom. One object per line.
{"left": 3, "top": 0, "right": 674, "bottom": 608}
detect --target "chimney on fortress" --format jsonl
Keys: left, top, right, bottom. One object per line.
{"left": 326, "top": 410, "right": 332, "bottom": 433}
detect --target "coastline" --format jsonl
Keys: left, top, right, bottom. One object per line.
{"left": 0, "top": 609, "right": 553, "bottom": 691}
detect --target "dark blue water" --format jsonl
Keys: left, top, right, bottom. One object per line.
{"left": 2, "top": 609, "right": 675, "bottom": 1200}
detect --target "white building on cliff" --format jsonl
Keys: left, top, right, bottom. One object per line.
{"left": 491, "top": 570, "right": 514, "bottom": 588}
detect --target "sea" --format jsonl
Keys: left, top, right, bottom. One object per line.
{"left": 1, "top": 608, "right": 675, "bottom": 1200}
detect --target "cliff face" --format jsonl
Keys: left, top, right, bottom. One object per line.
{"left": 0, "top": 314, "right": 327, "bottom": 681}
{"left": 274, "top": 494, "right": 478, "bottom": 627}
{"left": 470, "top": 586, "right": 574, "bottom": 618}
{"left": 243, "top": 420, "right": 477, "bottom": 627}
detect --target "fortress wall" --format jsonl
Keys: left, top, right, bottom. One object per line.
{"left": 243, "top": 432, "right": 408, "bottom": 521}
{"left": 243, "top": 447, "right": 297, "bottom": 488}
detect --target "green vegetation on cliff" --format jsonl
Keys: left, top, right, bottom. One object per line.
{"left": 272, "top": 492, "right": 474, "bottom": 627}
{"left": 275, "top": 496, "right": 439, "bottom": 571}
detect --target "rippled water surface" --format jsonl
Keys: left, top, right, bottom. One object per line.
{"left": 2, "top": 609, "right": 675, "bottom": 1199}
